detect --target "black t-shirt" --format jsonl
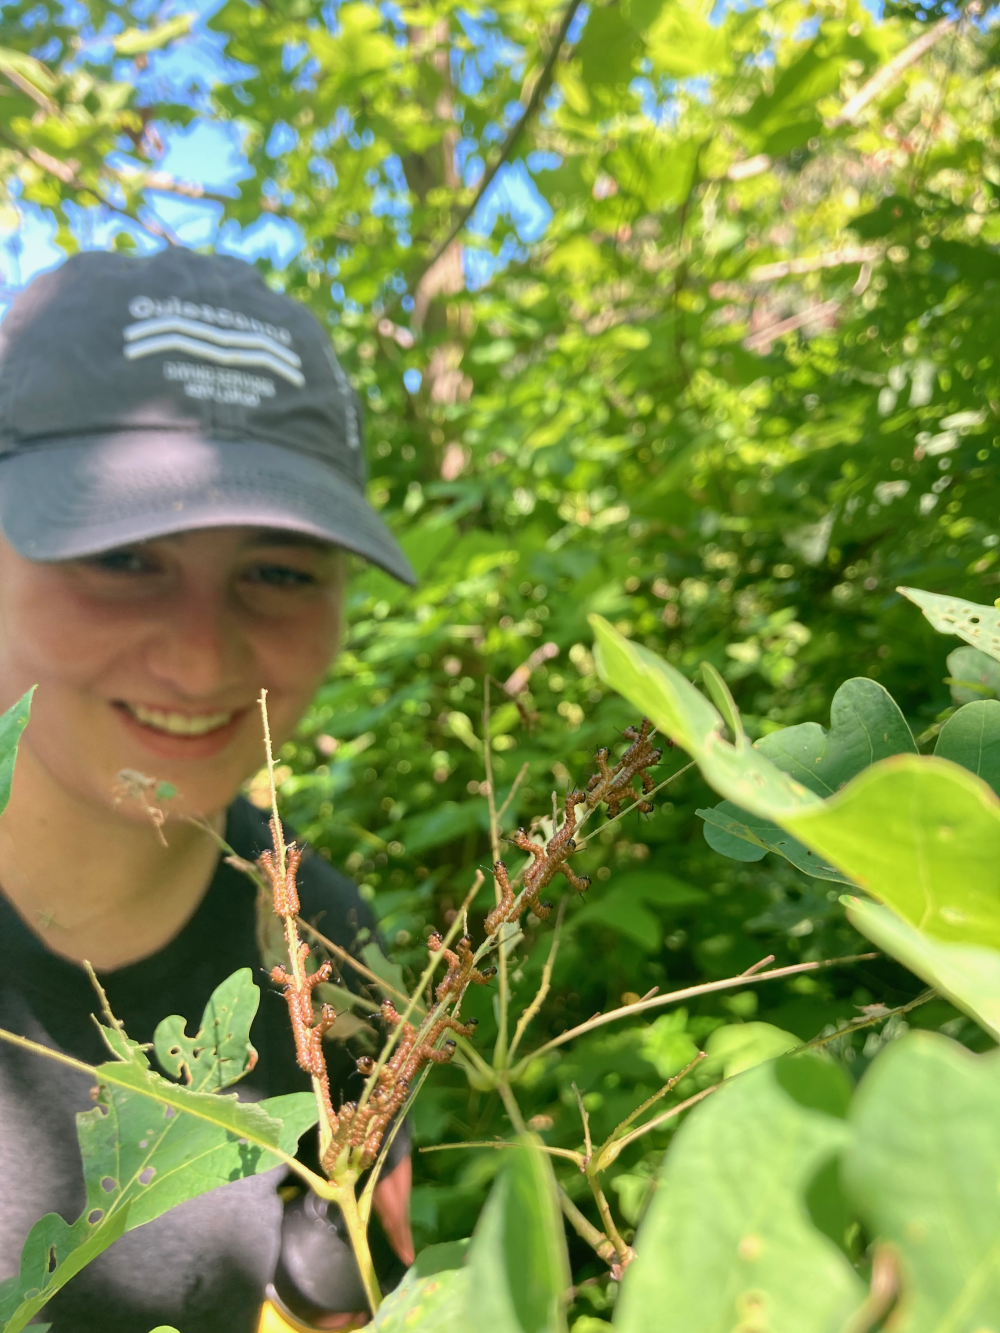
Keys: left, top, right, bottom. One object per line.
{"left": 0, "top": 797, "right": 390, "bottom": 1333}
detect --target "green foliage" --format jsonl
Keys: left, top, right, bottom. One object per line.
{"left": 10, "top": 0, "right": 1000, "bottom": 1319}
{"left": 0, "top": 689, "right": 33, "bottom": 817}
{"left": 614, "top": 1056, "right": 863, "bottom": 1333}
{"left": 0, "top": 971, "right": 317, "bottom": 1333}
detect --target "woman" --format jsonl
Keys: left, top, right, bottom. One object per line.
{"left": 0, "top": 247, "right": 417, "bottom": 1332}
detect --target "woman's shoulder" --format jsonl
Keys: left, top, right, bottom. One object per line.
{"left": 225, "top": 796, "right": 377, "bottom": 954}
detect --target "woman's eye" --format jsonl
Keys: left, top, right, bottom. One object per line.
{"left": 243, "top": 563, "right": 317, "bottom": 588}
{"left": 87, "top": 548, "right": 152, "bottom": 575}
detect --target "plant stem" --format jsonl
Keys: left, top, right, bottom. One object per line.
{"left": 483, "top": 677, "right": 510, "bottom": 1069}
{"left": 557, "top": 1184, "right": 618, "bottom": 1267}
{"left": 259, "top": 691, "right": 336, "bottom": 1165}
{"left": 586, "top": 1165, "right": 633, "bottom": 1270}
{"left": 511, "top": 952, "right": 879, "bottom": 1076}
{"left": 331, "top": 1181, "right": 382, "bottom": 1318}
{"left": 508, "top": 900, "right": 565, "bottom": 1060}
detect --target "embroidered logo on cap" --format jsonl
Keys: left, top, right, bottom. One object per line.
{"left": 122, "top": 295, "right": 305, "bottom": 388}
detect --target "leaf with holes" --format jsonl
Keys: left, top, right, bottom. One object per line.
{"left": 0, "top": 971, "right": 317, "bottom": 1333}
{"left": 900, "top": 585, "right": 1000, "bottom": 663}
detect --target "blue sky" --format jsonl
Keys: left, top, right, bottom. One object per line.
{"left": 1, "top": 1, "right": 555, "bottom": 306}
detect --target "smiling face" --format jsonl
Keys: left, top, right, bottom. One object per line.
{"left": 0, "top": 527, "right": 345, "bottom": 822}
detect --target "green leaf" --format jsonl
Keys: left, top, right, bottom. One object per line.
{"left": 945, "top": 646, "right": 1000, "bottom": 704}
{"left": 844, "top": 1032, "right": 1000, "bottom": 1327}
{"left": 845, "top": 897, "right": 1000, "bottom": 1040}
{"left": 111, "top": 13, "right": 194, "bottom": 55}
{"left": 569, "top": 872, "right": 707, "bottom": 952}
{"left": 700, "top": 802, "right": 850, "bottom": 881}
{"left": 368, "top": 1242, "right": 471, "bottom": 1331}
{"left": 590, "top": 616, "right": 821, "bottom": 822}
{"left": 646, "top": 1, "right": 731, "bottom": 78}
{"left": 933, "top": 700, "right": 1000, "bottom": 796}
{"left": 0, "top": 688, "right": 33, "bottom": 819}
{"left": 0, "top": 971, "right": 317, "bottom": 1333}
{"left": 468, "top": 1141, "right": 570, "bottom": 1333}
{"left": 703, "top": 1022, "right": 801, "bottom": 1078}
{"left": 781, "top": 756, "right": 1000, "bottom": 948}
{"left": 700, "top": 677, "right": 915, "bottom": 874}
{"left": 900, "top": 585, "right": 1000, "bottom": 664}
{"left": 154, "top": 966, "right": 260, "bottom": 1091}
{"left": 614, "top": 1057, "right": 864, "bottom": 1332}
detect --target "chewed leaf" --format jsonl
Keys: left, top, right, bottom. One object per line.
{"left": 154, "top": 967, "right": 259, "bottom": 1091}
{"left": 0, "top": 971, "right": 316, "bottom": 1333}
{"left": 900, "top": 586, "right": 1000, "bottom": 663}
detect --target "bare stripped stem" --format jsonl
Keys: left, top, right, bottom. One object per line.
{"left": 512, "top": 953, "right": 879, "bottom": 1076}
{"left": 496, "top": 760, "right": 530, "bottom": 826}
{"left": 508, "top": 899, "right": 565, "bottom": 1060}
{"left": 573, "top": 1082, "right": 593, "bottom": 1163}
{"left": 483, "top": 677, "right": 511, "bottom": 1068}
{"left": 599, "top": 1052, "right": 707, "bottom": 1158}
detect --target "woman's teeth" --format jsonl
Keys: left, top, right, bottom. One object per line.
{"left": 125, "top": 703, "right": 235, "bottom": 736}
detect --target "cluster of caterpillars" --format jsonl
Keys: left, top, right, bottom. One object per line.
{"left": 328, "top": 1000, "right": 477, "bottom": 1172}
{"left": 262, "top": 719, "right": 661, "bottom": 1177}
{"left": 261, "top": 825, "right": 481, "bottom": 1173}
{"left": 486, "top": 718, "right": 661, "bottom": 935}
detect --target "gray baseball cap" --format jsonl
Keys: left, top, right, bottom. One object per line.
{"left": 0, "top": 247, "right": 416, "bottom": 584}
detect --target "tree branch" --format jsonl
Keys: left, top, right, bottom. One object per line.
{"left": 404, "top": 0, "right": 586, "bottom": 305}
{"left": 830, "top": 12, "right": 959, "bottom": 126}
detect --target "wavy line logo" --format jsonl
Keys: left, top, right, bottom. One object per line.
{"left": 123, "top": 314, "right": 305, "bottom": 388}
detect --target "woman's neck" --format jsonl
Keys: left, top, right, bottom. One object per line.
{"left": 0, "top": 745, "right": 225, "bottom": 971}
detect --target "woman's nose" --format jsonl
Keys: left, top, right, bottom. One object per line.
{"left": 143, "top": 589, "right": 248, "bottom": 698}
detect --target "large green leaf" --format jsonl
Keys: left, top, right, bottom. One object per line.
{"left": 614, "top": 1056, "right": 864, "bottom": 1333}
{"left": 366, "top": 1242, "right": 470, "bottom": 1331}
{"left": 590, "top": 616, "right": 822, "bottom": 822}
{"left": 467, "top": 1141, "right": 570, "bottom": 1333}
{"left": 933, "top": 699, "right": 1000, "bottom": 796}
{"left": 0, "top": 688, "right": 33, "bottom": 818}
{"left": 782, "top": 756, "right": 1000, "bottom": 948}
{"left": 846, "top": 897, "right": 1000, "bottom": 1040}
{"left": 844, "top": 1032, "right": 1000, "bottom": 1327}
{"left": 0, "top": 971, "right": 317, "bottom": 1333}
{"left": 701, "top": 677, "right": 914, "bottom": 877}
{"left": 900, "top": 586, "right": 1000, "bottom": 664}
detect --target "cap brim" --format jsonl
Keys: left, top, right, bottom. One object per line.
{"left": 0, "top": 433, "right": 416, "bottom": 585}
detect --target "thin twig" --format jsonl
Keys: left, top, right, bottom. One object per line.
{"left": 510, "top": 953, "right": 879, "bottom": 1076}
{"left": 496, "top": 761, "right": 530, "bottom": 827}
{"left": 791, "top": 989, "right": 935, "bottom": 1056}
{"left": 558, "top": 1184, "right": 617, "bottom": 1266}
{"left": 602, "top": 1085, "right": 719, "bottom": 1158}
{"left": 741, "top": 954, "right": 776, "bottom": 977}
{"left": 508, "top": 899, "right": 565, "bottom": 1060}
{"left": 830, "top": 12, "right": 959, "bottom": 126}
{"left": 420, "top": 1138, "right": 585, "bottom": 1165}
{"left": 573, "top": 1082, "right": 593, "bottom": 1163}
{"left": 601, "top": 1052, "right": 706, "bottom": 1149}
{"left": 392, "top": 0, "right": 586, "bottom": 315}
